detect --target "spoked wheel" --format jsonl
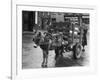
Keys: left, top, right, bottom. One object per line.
{"left": 73, "top": 43, "right": 82, "bottom": 59}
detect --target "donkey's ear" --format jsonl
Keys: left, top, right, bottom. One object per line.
{"left": 33, "top": 29, "right": 38, "bottom": 35}
{"left": 38, "top": 32, "right": 42, "bottom": 36}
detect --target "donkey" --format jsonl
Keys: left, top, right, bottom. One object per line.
{"left": 32, "top": 31, "right": 64, "bottom": 67}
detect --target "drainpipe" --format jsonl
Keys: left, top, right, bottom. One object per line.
{"left": 35, "top": 11, "right": 38, "bottom": 24}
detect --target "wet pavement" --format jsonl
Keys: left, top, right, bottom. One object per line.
{"left": 22, "top": 32, "right": 89, "bottom": 69}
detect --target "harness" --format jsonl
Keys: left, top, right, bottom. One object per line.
{"left": 34, "top": 32, "right": 68, "bottom": 50}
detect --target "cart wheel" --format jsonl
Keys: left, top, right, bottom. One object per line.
{"left": 73, "top": 43, "right": 82, "bottom": 59}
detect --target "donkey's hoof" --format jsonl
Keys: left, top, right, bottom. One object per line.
{"left": 41, "top": 64, "right": 47, "bottom": 68}
{"left": 41, "top": 64, "right": 44, "bottom": 68}
{"left": 44, "top": 65, "right": 47, "bottom": 67}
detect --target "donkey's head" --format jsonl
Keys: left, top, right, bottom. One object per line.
{"left": 33, "top": 31, "right": 43, "bottom": 48}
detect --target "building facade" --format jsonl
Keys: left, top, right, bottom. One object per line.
{"left": 22, "top": 11, "right": 89, "bottom": 31}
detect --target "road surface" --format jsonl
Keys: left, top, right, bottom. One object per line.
{"left": 22, "top": 32, "right": 89, "bottom": 69}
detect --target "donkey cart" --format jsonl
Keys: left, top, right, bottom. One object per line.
{"left": 47, "top": 15, "right": 87, "bottom": 59}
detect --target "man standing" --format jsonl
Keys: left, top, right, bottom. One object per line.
{"left": 82, "top": 28, "right": 88, "bottom": 52}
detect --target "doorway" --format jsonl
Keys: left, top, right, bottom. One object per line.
{"left": 22, "top": 11, "right": 35, "bottom": 31}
